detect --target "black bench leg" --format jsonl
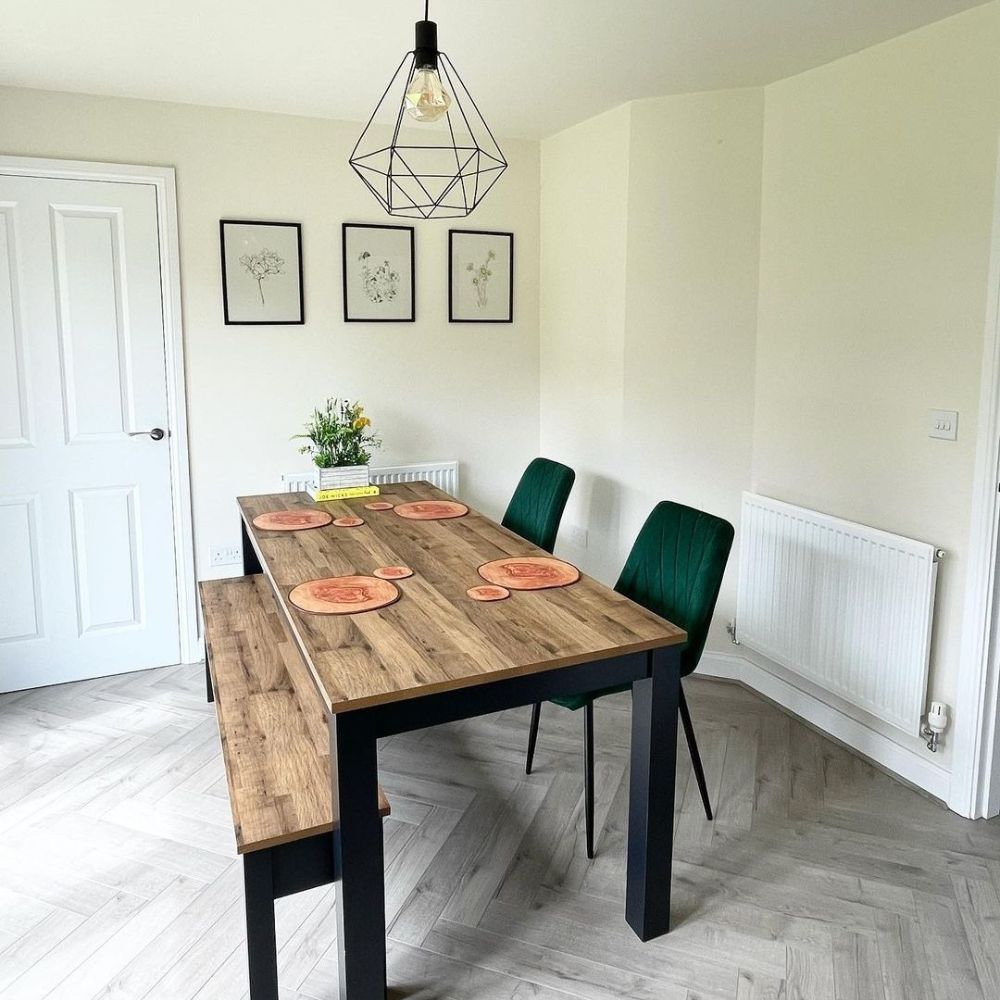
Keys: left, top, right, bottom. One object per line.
{"left": 331, "top": 711, "right": 386, "bottom": 1000}
{"left": 244, "top": 849, "right": 278, "bottom": 1000}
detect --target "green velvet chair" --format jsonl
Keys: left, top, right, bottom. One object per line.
{"left": 501, "top": 458, "right": 576, "bottom": 554}
{"left": 525, "top": 500, "right": 734, "bottom": 858}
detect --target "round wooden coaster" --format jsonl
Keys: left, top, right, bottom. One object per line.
{"left": 333, "top": 516, "right": 365, "bottom": 527}
{"left": 467, "top": 584, "right": 511, "bottom": 602}
{"left": 365, "top": 501, "right": 396, "bottom": 511}
{"left": 252, "top": 509, "right": 333, "bottom": 531}
{"left": 478, "top": 556, "right": 581, "bottom": 591}
{"left": 289, "top": 576, "right": 399, "bottom": 615}
{"left": 373, "top": 566, "right": 413, "bottom": 580}
{"left": 393, "top": 500, "right": 469, "bottom": 521}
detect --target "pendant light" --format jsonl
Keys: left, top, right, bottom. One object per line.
{"left": 350, "top": 1, "right": 507, "bottom": 219}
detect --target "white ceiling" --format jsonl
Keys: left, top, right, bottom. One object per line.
{"left": 2, "top": 0, "right": 988, "bottom": 139}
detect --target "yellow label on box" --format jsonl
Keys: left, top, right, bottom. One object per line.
{"left": 310, "top": 485, "right": 381, "bottom": 501}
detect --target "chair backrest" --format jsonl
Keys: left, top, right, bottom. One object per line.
{"left": 501, "top": 458, "right": 576, "bottom": 553}
{"left": 615, "top": 501, "right": 734, "bottom": 676}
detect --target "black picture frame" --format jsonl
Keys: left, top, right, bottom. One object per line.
{"left": 448, "top": 229, "right": 514, "bottom": 324}
{"left": 219, "top": 220, "right": 304, "bottom": 325}
{"left": 342, "top": 223, "right": 416, "bottom": 323}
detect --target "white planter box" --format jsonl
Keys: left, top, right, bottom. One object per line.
{"left": 314, "top": 465, "right": 370, "bottom": 490}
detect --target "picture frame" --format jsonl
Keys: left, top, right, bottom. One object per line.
{"left": 342, "top": 223, "right": 416, "bottom": 322}
{"left": 219, "top": 220, "right": 304, "bottom": 325}
{"left": 448, "top": 229, "right": 514, "bottom": 323}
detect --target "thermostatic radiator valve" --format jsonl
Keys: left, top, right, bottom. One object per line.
{"left": 920, "top": 702, "right": 949, "bottom": 753}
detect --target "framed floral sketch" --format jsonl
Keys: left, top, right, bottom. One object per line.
{"left": 220, "top": 220, "right": 304, "bottom": 325}
{"left": 449, "top": 230, "right": 513, "bottom": 323}
{"left": 342, "top": 223, "right": 415, "bottom": 322}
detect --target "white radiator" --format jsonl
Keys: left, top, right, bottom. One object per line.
{"left": 735, "top": 493, "right": 940, "bottom": 735}
{"left": 281, "top": 461, "right": 459, "bottom": 497}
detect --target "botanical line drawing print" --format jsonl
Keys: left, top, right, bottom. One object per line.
{"left": 239, "top": 247, "right": 285, "bottom": 306}
{"left": 466, "top": 248, "right": 496, "bottom": 308}
{"left": 358, "top": 250, "right": 399, "bottom": 304}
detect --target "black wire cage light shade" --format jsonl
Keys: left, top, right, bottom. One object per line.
{"left": 349, "top": 2, "right": 507, "bottom": 219}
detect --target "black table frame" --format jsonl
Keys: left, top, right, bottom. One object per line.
{"left": 238, "top": 517, "right": 682, "bottom": 1000}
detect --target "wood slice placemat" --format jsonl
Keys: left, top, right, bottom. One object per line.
{"left": 333, "top": 516, "right": 365, "bottom": 527}
{"left": 478, "top": 556, "right": 580, "bottom": 591}
{"left": 289, "top": 576, "right": 400, "bottom": 615}
{"left": 252, "top": 509, "right": 333, "bottom": 532}
{"left": 467, "top": 584, "right": 511, "bottom": 602}
{"left": 393, "top": 500, "right": 469, "bottom": 521}
{"left": 374, "top": 566, "right": 413, "bottom": 580}
{"left": 365, "top": 501, "right": 395, "bottom": 511}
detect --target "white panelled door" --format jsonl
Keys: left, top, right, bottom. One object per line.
{"left": 0, "top": 174, "right": 180, "bottom": 691}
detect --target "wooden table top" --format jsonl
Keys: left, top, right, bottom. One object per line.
{"left": 238, "top": 483, "right": 686, "bottom": 715}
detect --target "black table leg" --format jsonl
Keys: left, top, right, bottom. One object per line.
{"left": 330, "top": 711, "right": 386, "bottom": 1000}
{"left": 244, "top": 849, "right": 279, "bottom": 1000}
{"left": 625, "top": 644, "right": 681, "bottom": 941}
{"left": 242, "top": 519, "right": 263, "bottom": 576}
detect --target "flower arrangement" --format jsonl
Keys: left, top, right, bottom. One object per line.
{"left": 294, "top": 398, "right": 381, "bottom": 469}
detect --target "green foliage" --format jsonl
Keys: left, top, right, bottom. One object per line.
{"left": 293, "top": 398, "right": 381, "bottom": 468}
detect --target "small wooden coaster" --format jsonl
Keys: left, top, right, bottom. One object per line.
{"left": 478, "top": 556, "right": 580, "bottom": 591}
{"left": 374, "top": 566, "right": 413, "bottom": 580}
{"left": 365, "top": 501, "right": 395, "bottom": 511}
{"left": 252, "top": 509, "right": 333, "bottom": 531}
{"left": 333, "top": 516, "right": 365, "bottom": 527}
{"left": 289, "top": 576, "right": 399, "bottom": 615}
{"left": 394, "top": 500, "right": 469, "bottom": 521}
{"left": 467, "top": 584, "right": 511, "bottom": 602}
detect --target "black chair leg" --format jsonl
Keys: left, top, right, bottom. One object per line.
{"left": 205, "top": 642, "right": 214, "bottom": 704}
{"left": 584, "top": 700, "right": 595, "bottom": 859}
{"left": 525, "top": 702, "right": 541, "bottom": 774}
{"left": 679, "top": 685, "right": 712, "bottom": 821}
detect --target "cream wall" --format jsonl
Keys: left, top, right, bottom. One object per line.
{"left": 540, "top": 90, "right": 764, "bottom": 654}
{"left": 754, "top": 2, "right": 1000, "bottom": 758}
{"left": 539, "top": 4, "right": 1000, "bottom": 774}
{"left": 539, "top": 105, "right": 631, "bottom": 584}
{"left": 0, "top": 87, "right": 541, "bottom": 580}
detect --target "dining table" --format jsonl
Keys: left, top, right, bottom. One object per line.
{"left": 237, "top": 481, "right": 687, "bottom": 1000}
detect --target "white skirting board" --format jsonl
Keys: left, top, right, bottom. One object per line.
{"left": 699, "top": 650, "right": 952, "bottom": 805}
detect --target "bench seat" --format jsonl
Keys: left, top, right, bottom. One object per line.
{"left": 200, "top": 575, "right": 389, "bottom": 855}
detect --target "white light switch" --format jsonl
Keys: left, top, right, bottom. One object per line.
{"left": 928, "top": 409, "right": 958, "bottom": 441}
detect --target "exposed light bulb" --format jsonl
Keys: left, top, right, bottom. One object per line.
{"left": 404, "top": 65, "right": 452, "bottom": 123}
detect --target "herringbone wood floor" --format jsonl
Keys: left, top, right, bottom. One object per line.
{"left": 1, "top": 664, "right": 999, "bottom": 1000}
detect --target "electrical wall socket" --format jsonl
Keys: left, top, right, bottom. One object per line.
{"left": 566, "top": 524, "right": 588, "bottom": 548}
{"left": 210, "top": 544, "right": 242, "bottom": 567}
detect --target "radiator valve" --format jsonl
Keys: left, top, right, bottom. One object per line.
{"left": 920, "top": 702, "right": 949, "bottom": 752}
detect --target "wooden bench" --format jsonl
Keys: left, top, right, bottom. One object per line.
{"left": 200, "top": 575, "right": 390, "bottom": 1000}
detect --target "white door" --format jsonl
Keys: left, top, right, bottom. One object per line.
{"left": 0, "top": 174, "right": 180, "bottom": 691}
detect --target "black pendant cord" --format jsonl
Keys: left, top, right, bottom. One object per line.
{"left": 424, "top": 0, "right": 429, "bottom": 21}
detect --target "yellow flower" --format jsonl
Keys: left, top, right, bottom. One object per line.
{"left": 352, "top": 416, "right": 371, "bottom": 430}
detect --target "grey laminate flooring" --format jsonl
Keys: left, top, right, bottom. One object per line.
{"left": 1, "top": 664, "right": 998, "bottom": 999}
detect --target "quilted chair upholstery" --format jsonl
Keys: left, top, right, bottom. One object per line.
{"left": 551, "top": 501, "right": 734, "bottom": 710}
{"left": 501, "top": 458, "right": 576, "bottom": 553}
